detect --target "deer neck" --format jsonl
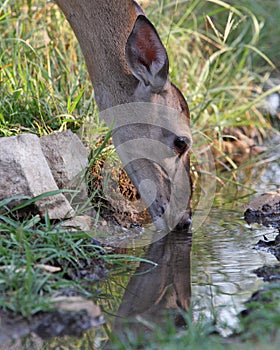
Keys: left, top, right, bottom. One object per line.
{"left": 55, "top": 0, "right": 138, "bottom": 110}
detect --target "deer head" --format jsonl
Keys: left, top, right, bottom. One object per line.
{"left": 54, "top": 0, "right": 192, "bottom": 232}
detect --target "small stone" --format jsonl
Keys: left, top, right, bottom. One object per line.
{"left": 61, "top": 215, "right": 93, "bottom": 231}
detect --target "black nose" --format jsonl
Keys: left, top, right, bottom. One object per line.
{"left": 174, "top": 213, "right": 192, "bottom": 232}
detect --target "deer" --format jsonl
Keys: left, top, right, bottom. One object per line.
{"left": 54, "top": 0, "right": 192, "bottom": 232}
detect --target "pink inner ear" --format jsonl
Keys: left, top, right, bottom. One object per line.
{"left": 126, "top": 15, "right": 169, "bottom": 90}
{"left": 134, "top": 22, "right": 162, "bottom": 67}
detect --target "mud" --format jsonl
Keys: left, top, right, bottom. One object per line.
{"left": 0, "top": 306, "right": 104, "bottom": 343}
{"left": 238, "top": 243, "right": 280, "bottom": 330}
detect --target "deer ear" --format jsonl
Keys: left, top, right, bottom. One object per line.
{"left": 125, "top": 15, "right": 169, "bottom": 93}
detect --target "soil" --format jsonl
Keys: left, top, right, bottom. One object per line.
{"left": 89, "top": 145, "right": 152, "bottom": 228}
{"left": 209, "top": 126, "right": 267, "bottom": 168}
{"left": 0, "top": 306, "right": 103, "bottom": 343}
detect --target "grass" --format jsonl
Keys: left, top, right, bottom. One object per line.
{"left": 0, "top": 194, "right": 156, "bottom": 318}
{"left": 227, "top": 0, "right": 280, "bottom": 67}
{"left": 0, "top": 0, "right": 95, "bottom": 136}
{"left": 0, "top": 0, "right": 280, "bottom": 348}
{"left": 0, "top": 195, "right": 104, "bottom": 317}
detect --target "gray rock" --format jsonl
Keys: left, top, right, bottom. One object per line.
{"left": 40, "top": 130, "right": 89, "bottom": 189}
{"left": 60, "top": 215, "right": 94, "bottom": 232}
{"left": 244, "top": 190, "right": 280, "bottom": 228}
{"left": 0, "top": 134, "right": 74, "bottom": 219}
{"left": 40, "top": 130, "right": 89, "bottom": 210}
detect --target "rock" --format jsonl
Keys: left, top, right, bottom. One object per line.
{"left": 264, "top": 92, "right": 280, "bottom": 116}
{"left": 0, "top": 134, "right": 74, "bottom": 219}
{"left": 254, "top": 264, "right": 280, "bottom": 282}
{"left": 40, "top": 130, "right": 88, "bottom": 189}
{"left": 262, "top": 77, "right": 280, "bottom": 129}
{"left": 239, "top": 284, "right": 280, "bottom": 319}
{"left": 60, "top": 215, "right": 94, "bottom": 232}
{"left": 254, "top": 234, "right": 280, "bottom": 261}
{"left": 245, "top": 190, "right": 280, "bottom": 211}
{"left": 52, "top": 296, "right": 102, "bottom": 318}
{"left": 41, "top": 130, "right": 89, "bottom": 210}
{"left": 244, "top": 190, "right": 280, "bottom": 228}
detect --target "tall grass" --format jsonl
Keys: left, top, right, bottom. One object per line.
{"left": 228, "top": 0, "right": 280, "bottom": 68}
{"left": 0, "top": 0, "right": 278, "bottom": 138}
{"left": 0, "top": 0, "right": 95, "bottom": 136}
{"left": 155, "top": 0, "right": 275, "bottom": 133}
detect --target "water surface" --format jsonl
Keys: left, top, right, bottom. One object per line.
{"left": 191, "top": 208, "right": 277, "bottom": 335}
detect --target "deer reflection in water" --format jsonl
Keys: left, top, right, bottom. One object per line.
{"left": 112, "top": 229, "right": 192, "bottom": 340}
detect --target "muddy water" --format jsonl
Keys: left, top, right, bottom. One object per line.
{"left": 1, "top": 140, "right": 279, "bottom": 348}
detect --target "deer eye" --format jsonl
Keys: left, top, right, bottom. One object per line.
{"left": 174, "top": 136, "right": 190, "bottom": 153}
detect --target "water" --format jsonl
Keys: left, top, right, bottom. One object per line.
{"left": 190, "top": 138, "right": 280, "bottom": 334}
{"left": 100, "top": 208, "right": 278, "bottom": 341}
{"left": 191, "top": 209, "right": 277, "bottom": 335}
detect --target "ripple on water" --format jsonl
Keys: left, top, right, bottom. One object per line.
{"left": 191, "top": 208, "right": 278, "bottom": 335}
